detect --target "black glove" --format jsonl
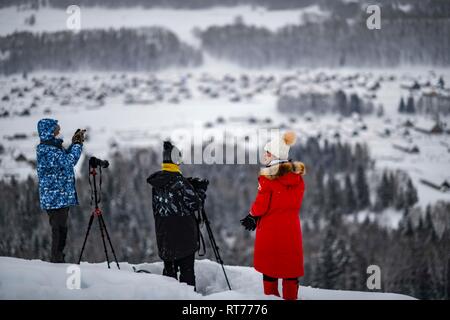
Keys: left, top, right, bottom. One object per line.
{"left": 240, "top": 214, "right": 259, "bottom": 231}
{"left": 72, "top": 129, "right": 86, "bottom": 145}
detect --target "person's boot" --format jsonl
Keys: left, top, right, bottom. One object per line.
{"left": 178, "top": 254, "right": 196, "bottom": 289}
{"left": 263, "top": 280, "right": 280, "bottom": 297}
{"left": 163, "top": 261, "right": 178, "bottom": 280}
{"left": 282, "top": 279, "right": 299, "bottom": 300}
{"left": 179, "top": 266, "right": 196, "bottom": 288}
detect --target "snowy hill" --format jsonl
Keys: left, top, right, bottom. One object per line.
{"left": 0, "top": 257, "right": 415, "bottom": 300}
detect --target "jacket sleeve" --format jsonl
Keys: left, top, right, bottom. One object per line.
{"left": 250, "top": 176, "right": 272, "bottom": 217}
{"left": 49, "top": 144, "right": 83, "bottom": 170}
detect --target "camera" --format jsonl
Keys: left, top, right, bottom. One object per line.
{"left": 187, "top": 177, "right": 209, "bottom": 193}
{"left": 89, "top": 156, "right": 109, "bottom": 169}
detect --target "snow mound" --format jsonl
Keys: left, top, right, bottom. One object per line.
{"left": 0, "top": 257, "right": 415, "bottom": 300}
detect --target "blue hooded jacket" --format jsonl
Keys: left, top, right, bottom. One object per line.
{"left": 36, "top": 119, "right": 83, "bottom": 211}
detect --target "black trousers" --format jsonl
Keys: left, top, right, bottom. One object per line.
{"left": 47, "top": 207, "right": 69, "bottom": 263}
{"left": 163, "top": 253, "right": 196, "bottom": 289}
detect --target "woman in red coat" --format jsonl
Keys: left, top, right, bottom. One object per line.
{"left": 241, "top": 131, "right": 306, "bottom": 300}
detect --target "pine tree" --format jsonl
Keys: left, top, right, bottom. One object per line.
{"left": 350, "top": 94, "right": 361, "bottom": 114}
{"left": 335, "top": 90, "right": 348, "bottom": 115}
{"left": 355, "top": 165, "right": 370, "bottom": 209}
{"left": 344, "top": 174, "right": 357, "bottom": 214}
{"left": 314, "top": 222, "right": 349, "bottom": 289}
{"left": 438, "top": 76, "right": 444, "bottom": 89}
{"left": 405, "top": 178, "right": 418, "bottom": 208}
{"left": 326, "top": 175, "right": 341, "bottom": 214}
{"left": 398, "top": 97, "right": 406, "bottom": 113}
{"left": 375, "top": 171, "right": 391, "bottom": 211}
{"left": 412, "top": 217, "right": 437, "bottom": 299}
{"left": 406, "top": 96, "right": 415, "bottom": 113}
{"left": 314, "top": 166, "right": 326, "bottom": 211}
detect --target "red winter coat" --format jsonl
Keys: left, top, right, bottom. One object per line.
{"left": 250, "top": 161, "right": 306, "bottom": 279}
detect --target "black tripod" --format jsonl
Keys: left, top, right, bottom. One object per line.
{"left": 78, "top": 164, "right": 120, "bottom": 269}
{"left": 200, "top": 207, "right": 232, "bottom": 290}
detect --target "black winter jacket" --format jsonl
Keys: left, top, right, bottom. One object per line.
{"left": 147, "top": 170, "right": 202, "bottom": 261}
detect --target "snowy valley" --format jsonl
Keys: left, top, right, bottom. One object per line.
{"left": 0, "top": 0, "right": 449, "bottom": 301}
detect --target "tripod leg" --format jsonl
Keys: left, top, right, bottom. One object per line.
{"left": 78, "top": 213, "right": 95, "bottom": 264}
{"left": 204, "top": 220, "right": 232, "bottom": 290}
{"left": 221, "top": 264, "right": 232, "bottom": 291}
{"left": 99, "top": 215, "right": 120, "bottom": 270}
{"left": 98, "top": 215, "right": 111, "bottom": 269}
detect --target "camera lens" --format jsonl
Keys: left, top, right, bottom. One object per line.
{"left": 89, "top": 156, "right": 109, "bottom": 169}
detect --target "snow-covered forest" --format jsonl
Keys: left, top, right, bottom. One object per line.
{"left": 0, "top": 0, "right": 449, "bottom": 300}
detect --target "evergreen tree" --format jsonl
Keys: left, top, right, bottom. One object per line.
{"left": 398, "top": 97, "right": 406, "bottom": 113}
{"left": 405, "top": 178, "right": 418, "bottom": 208}
{"left": 438, "top": 76, "right": 445, "bottom": 89}
{"left": 412, "top": 217, "right": 438, "bottom": 299}
{"left": 406, "top": 96, "right": 416, "bottom": 113}
{"left": 314, "top": 166, "right": 326, "bottom": 211}
{"left": 314, "top": 222, "right": 349, "bottom": 289}
{"left": 326, "top": 175, "right": 341, "bottom": 214}
{"left": 335, "top": 90, "right": 348, "bottom": 116}
{"left": 349, "top": 93, "right": 361, "bottom": 114}
{"left": 344, "top": 174, "right": 357, "bottom": 214}
{"left": 375, "top": 171, "right": 392, "bottom": 211}
{"left": 355, "top": 165, "right": 370, "bottom": 209}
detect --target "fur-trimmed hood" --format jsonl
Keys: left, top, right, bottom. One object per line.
{"left": 259, "top": 161, "right": 306, "bottom": 180}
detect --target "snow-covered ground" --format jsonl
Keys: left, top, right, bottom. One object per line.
{"left": 0, "top": 5, "right": 329, "bottom": 46}
{"left": 0, "top": 257, "right": 415, "bottom": 300}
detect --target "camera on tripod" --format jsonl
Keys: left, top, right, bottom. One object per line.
{"left": 187, "top": 177, "right": 209, "bottom": 192}
{"left": 89, "top": 156, "right": 109, "bottom": 169}
{"left": 187, "top": 177, "right": 209, "bottom": 201}
{"left": 79, "top": 155, "right": 119, "bottom": 269}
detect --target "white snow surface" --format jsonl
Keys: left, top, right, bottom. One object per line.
{"left": 0, "top": 257, "right": 415, "bottom": 300}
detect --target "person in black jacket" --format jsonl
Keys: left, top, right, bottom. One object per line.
{"left": 147, "top": 141, "right": 204, "bottom": 289}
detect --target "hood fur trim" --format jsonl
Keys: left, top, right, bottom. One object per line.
{"left": 259, "top": 161, "right": 306, "bottom": 180}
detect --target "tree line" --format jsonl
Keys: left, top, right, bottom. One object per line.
{"left": 278, "top": 90, "right": 375, "bottom": 116}
{"left": 199, "top": 17, "right": 450, "bottom": 68}
{"left": 0, "top": 28, "right": 202, "bottom": 75}
{"left": 4, "top": 0, "right": 450, "bottom": 17}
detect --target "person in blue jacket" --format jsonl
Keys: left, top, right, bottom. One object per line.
{"left": 36, "top": 118, "right": 85, "bottom": 263}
